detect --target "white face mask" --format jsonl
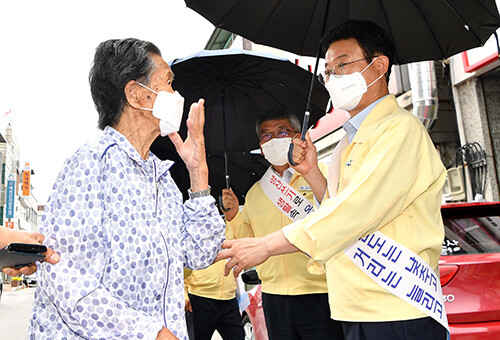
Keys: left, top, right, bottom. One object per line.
{"left": 137, "top": 82, "right": 185, "bottom": 137}
{"left": 261, "top": 137, "right": 292, "bottom": 166}
{"left": 323, "top": 57, "right": 383, "bottom": 112}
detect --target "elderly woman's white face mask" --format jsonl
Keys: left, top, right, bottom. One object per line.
{"left": 137, "top": 82, "right": 185, "bottom": 136}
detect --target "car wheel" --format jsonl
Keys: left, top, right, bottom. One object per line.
{"left": 242, "top": 314, "right": 255, "bottom": 340}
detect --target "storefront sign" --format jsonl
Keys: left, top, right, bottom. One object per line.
{"left": 22, "top": 170, "right": 30, "bottom": 196}
{"left": 6, "top": 176, "right": 15, "bottom": 219}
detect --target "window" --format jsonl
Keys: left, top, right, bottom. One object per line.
{"left": 442, "top": 213, "right": 500, "bottom": 255}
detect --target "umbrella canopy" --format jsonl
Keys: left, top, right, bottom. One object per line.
{"left": 185, "top": 0, "right": 500, "bottom": 64}
{"left": 150, "top": 49, "right": 330, "bottom": 204}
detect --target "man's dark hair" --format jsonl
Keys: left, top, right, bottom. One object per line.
{"left": 89, "top": 38, "right": 162, "bottom": 130}
{"left": 320, "top": 20, "right": 395, "bottom": 82}
{"left": 255, "top": 109, "right": 301, "bottom": 136}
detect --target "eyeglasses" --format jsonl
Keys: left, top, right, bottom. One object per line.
{"left": 259, "top": 129, "right": 297, "bottom": 143}
{"left": 318, "top": 56, "right": 375, "bottom": 85}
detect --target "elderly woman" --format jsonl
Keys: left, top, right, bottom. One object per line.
{"left": 29, "top": 38, "right": 225, "bottom": 340}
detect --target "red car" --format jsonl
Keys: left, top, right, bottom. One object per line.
{"left": 242, "top": 202, "right": 500, "bottom": 340}
{"left": 440, "top": 201, "right": 500, "bottom": 339}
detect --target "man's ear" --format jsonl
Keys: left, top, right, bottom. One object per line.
{"left": 124, "top": 80, "right": 142, "bottom": 109}
{"left": 375, "top": 55, "right": 390, "bottom": 76}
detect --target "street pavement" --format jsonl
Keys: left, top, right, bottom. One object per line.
{"left": 0, "top": 284, "right": 35, "bottom": 339}
{"left": 0, "top": 284, "right": 223, "bottom": 340}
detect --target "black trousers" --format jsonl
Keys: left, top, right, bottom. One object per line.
{"left": 341, "top": 317, "right": 447, "bottom": 340}
{"left": 185, "top": 310, "right": 196, "bottom": 340}
{"left": 262, "top": 292, "right": 345, "bottom": 340}
{"left": 188, "top": 293, "right": 244, "bottom": 340}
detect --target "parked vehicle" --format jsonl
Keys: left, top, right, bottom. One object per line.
{"left": 440, "top": 201, "right": 500, "bottom": 339}
{"left": 241, "top": 202, "right": 500, "bottom": 340}
{"left": 24, "top": 273, "right": 37, "bottom": 286}
{"left": 241, "top": 271, "right": 266, "bottom": 340}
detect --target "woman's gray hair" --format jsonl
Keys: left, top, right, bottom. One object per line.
{"left": 255, "top": 109, "right": 301, "bottom": 136}
{"left": 89, "top": 38, "right": 162, "bottom": 130}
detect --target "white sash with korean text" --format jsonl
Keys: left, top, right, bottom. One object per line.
{"left": 344, "top": 231, "right": 449, "bottom": 331}
{"left": 260, "top": 167, "right": 314, "bottom": 222}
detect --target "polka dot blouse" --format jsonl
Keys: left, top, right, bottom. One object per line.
{"left": 29, "top": 126, "right": 225, "bottom": 340}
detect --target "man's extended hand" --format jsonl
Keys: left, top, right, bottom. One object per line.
{"left": 221, "top": 188, "right": 239, "bottom": 221}
{"left": 215, "top": 231, "right": 299, "bottom": 277}
{"left": 216, "top": 238, "right": 272, "bottom": 277}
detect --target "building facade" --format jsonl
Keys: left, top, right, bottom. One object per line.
{"left": 0, "top": 124, "right": 39, "bottom": 233}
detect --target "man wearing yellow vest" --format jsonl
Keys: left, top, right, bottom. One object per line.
{"left": 221, "top": 109, "right": 344, "bottom": 340}
{"left": 218, "top": 20, "right": 448, "bottom": 340}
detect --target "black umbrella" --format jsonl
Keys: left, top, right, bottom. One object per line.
{"left": 185, "top": 0, "right": 500, "bottom": 164}
{"left": 150, "top": 49, "right": 329, "bottom": 205}
{"left": 185, "top": 0, "right": 500, "bottom": 65}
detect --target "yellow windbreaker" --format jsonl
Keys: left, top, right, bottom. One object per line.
{"left": 228, "top": 166, "right": 329, "bottom": 295}
{"left": 184, "top": 260, "right": 237, "bottom": 300}
{"left": 283, "top": 95, "right": 447, "bottom": 322}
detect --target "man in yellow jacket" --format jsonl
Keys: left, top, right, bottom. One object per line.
{"left": 217, "top": 20, "right": 448, "bottom": 340}
{"left": 221, "top": 109, "right": 344, "bottom": 340}
{"left": 184, "top": 260, "right": 244, "bottom": 340}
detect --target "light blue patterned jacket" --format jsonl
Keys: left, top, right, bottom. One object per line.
{"left": 30, "top": 126, "right": 225, "bottom": 340}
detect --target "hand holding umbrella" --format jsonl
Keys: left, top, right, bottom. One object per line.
{"left": 289, "top": 132, "right": 328, "bottom": 200}
{"left": 220, "top": 188, "right": 239, "bottom": 220}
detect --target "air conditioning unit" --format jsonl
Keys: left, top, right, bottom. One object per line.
{"left": 447, "top": 166, "right": 466, "bottom": 202}
{"left": 442, "top": 176, "right": 452, "bottom": 203}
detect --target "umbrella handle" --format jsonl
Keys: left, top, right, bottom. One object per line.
{"left": 288, "top": 144, "right": 297, "bottom": 166}
{"left": 288, "top": 111, "right": 310, "bottom": 166}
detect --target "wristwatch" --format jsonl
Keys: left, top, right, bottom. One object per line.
{"left": 188, "top": 185, "right": 211, "bottom": 199}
